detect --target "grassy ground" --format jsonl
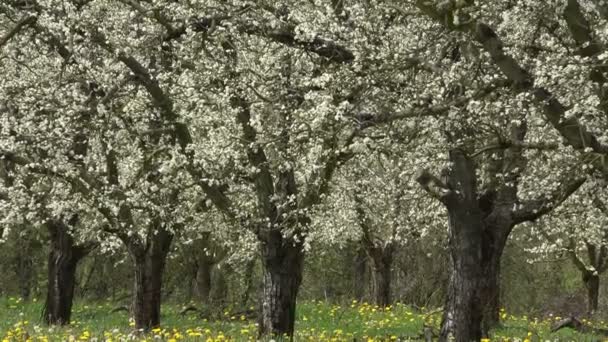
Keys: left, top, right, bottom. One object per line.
{"left": 0, "top": 297, "right": 605, "bottom": 341}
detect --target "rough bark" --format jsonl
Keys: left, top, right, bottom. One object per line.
{"left": 438, "top": 150, "right": 484, "bottom": 342}
{"left": 412, "top": 5, "right": 592, "bottom": 339}
{"left": 43, "top": 220, "right": 90, "bottom": 325}
{"left": 258, "top": 230, "right": 304, "bottom": 338}
{"left": 479, "top": 228, "right": 509, "bottom": 333}
{"left": 418, "top": 144, "right": 584, "bottom": 341}
{"left": 441, "top": 212, "right": 484, "bottom": 342}
{"left": 127, "top": 226, "right": 173, "bottom": 331}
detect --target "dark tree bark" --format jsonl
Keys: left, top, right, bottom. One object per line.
{"left": 353, "top": 245, "right": 367, "bottom": 301}
{"left": 43, "top": 219, "right": 91, "bottom": 325}
{"left": 479, "top": 226, "right": 509, "bottom": 333}
{"left": 418, "top": 150, "right": 511, "bottom": 341}
{"left": 126, "top": 225, "right": 173, "bottom": 331}
{"left": 258, "top": 230, "right": 304, "bottom": 338}
{"left": 437, "top": 150, "right": 484, "bottom": 342}
{"left": 416, "top": 106, "right": 584, "bottom": 341}
{"left": 195, "top": 257, "right": 213, "bottom": 305}
{"left": 584, "top": 272, "right": 600, "bottom": 314}
{"left": 369, "top": 245, "right": 394, "bottom": 308}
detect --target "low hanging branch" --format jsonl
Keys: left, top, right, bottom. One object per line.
{"left": 513, "top": 173, "right": 586, "bottom": 224}
{"left": 551, "top": 316, "right": 608, "bottom": 336}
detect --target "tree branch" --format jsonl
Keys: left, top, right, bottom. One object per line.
{"left": 115, "top": 0, "right": 354, "bottom": 64}
{"left": 0, "top": 15, "right": 35, "bottom": 48}
{"left": 351, "top": 79, "right": 508, "bottom": 129}
{"left": 568, "top": 237, "right": 590, "bottom": 273}
{"left": 592, "top": 194, "right": 608, "bottom": 216}
{"left": 301, "top": 130, "right": 356, "bottom": 208}
{"left": 86, "top": 28, "right": 234, "bottom": 216}
{"left": 562, "top": 0, "right": 601, "bottom": 55}
{"left": 513, "top": 175, "right": 586, "bottom": 224}
{"left": 416, "top": 169, "right": 452, "bottom": 204}
{"left": 0, "top": 150, "right": 130, "bottom": 230}
{"left": 353, "top": 189, "right": 376, "bottom": 251}
{"left": 232, "top": 96, "right": 275, "bottom": 218}
{"left": 192, "top": 16, "right": 355, "bottom": 63}
{"left": 238, "top": 22, "right": 354, "bottom": 64}
{"left": 416, "top": 2, "right": 608, "bottom": 173}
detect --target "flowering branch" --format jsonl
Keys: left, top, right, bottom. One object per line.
{"left": 513, "top": 174, "right": 586, "bottom": 224}
{"left": 416, "top": 1, "right": 608, "bottom": 173}
{"left": 0, "top": 15, "right": 35, "bottom": 48}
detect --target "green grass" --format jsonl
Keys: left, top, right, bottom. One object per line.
{"left": 0, "top": 297, "right": 604, "bottom": 341}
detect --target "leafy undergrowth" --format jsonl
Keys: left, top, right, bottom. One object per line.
{"left": 0, "top": 297, "right": 606, "bottom": 341}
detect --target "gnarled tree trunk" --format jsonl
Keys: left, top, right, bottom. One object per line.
{"left": 43, "top": 220, "right": 91, "bottom": 325}
{"left": 436, "top": 150, "right": 484, "bottom": 342}
{"left": 258, "top": 230, "right": 304, "bottom": 338}
{"left": 127, "top": 226, "right": 173, "bottom": 331}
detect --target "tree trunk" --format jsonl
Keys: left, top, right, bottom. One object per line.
{"left": 128, "top": 227, "right": 173, "bottom": 331}
{"left": 439, "top": 150, "right": 484, "bottom": 342}
{"left": 584, "top": 272, "right": 600, "bottom": 314}
{"left": 195, "top": 258, "right": 213, "bottom": 305}
{"left": 12, "top": 226, "right": 38, "bottom": 302}
{"left": 95, "top": 257, "right": 112, "bottom": 300}
{"left": 479, "top": 227, "right": 509, "bottom": 334}
{"left": 241, "top": 259, "right": 256, "bottom": 307}
{"left": 440, "top": 208, "right": 484, "bottom": 342}
{"left": 369, "top": 246, "right": 393, "bottom": 307}
{"left": 14, "top": 247, "right": 33, "bottom": 301}
{"left": 353, "top": 246, "right": 367, "bottom": 301}
{"left": 43, "top": 220, "right": 89, "bottom": 325}
{"left": 210, "top": 264, "right": 228, "bottom": 307}
{"left": 258, "top": 230, "right": 304, "bottom": 338}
